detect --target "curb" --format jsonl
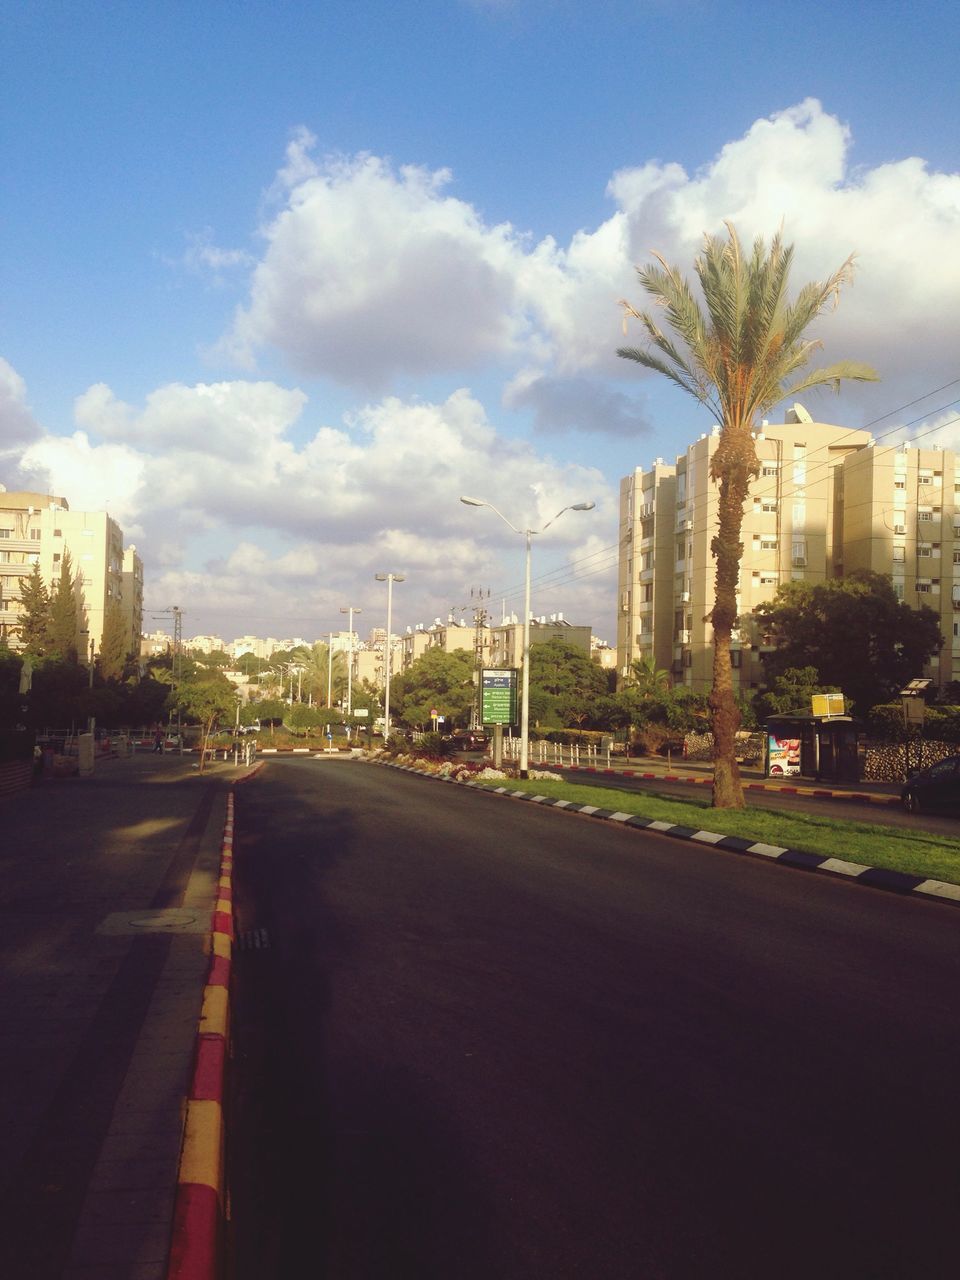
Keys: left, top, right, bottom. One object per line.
{"left": 166, "top": 761, "right": 264, "bottom": 1280}
{"left": 375, "top": 760, "right": 960, "bottom": 912}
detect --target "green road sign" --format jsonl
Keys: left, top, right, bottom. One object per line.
{"left": 482, "top": 669, "right": 518, "bottom": 725}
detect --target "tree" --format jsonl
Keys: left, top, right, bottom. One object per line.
{"left": 752, "top": 666, "right": 839, "bottom": 723}
{"left": 47, "top": 551, "right": 81, "bottom": 661}
{"left": 619, "top": 223, "right": 877, "bottom": 807}
{"left": 528, "top": 638, "right": 610, "bottom": 728}
{"left": 15, "top": 563, "right": 50, "bottom": 656}
{"left": 176, "top": 676, "right": 237, "bottom": 773}
{"left": 754, "top": 571, "right": 942, "bottom": 714}
{"left": 98, "top": 597, "right": 128, "bottom": 682}
{"left": 391, "top": 648, "right": 475, "bottom": 728}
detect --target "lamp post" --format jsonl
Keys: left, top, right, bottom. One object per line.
{"left": 327, "top": 632, "right": 334, "bottom": 709}
{"left": 339, "top": 606, "right": 362, "bottom": 715}
{"left": 460, "top": 496, "right": 594, "bottom": 778}
{"left": 375, "top": 573, "right": 405, "bottom": 741}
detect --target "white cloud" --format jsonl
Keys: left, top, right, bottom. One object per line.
{"left": 0, "top": 357, "right": 46, "bottom": 488}
{"left": 18, "top": 430, "right": 145, "bottom": 530}
{"left": 221, "top": 149, "right": 531, "bottom": 386}
{"left": 217, "top": 105, "right": 960, "bottom": 433}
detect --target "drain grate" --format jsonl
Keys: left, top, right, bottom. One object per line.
{"left": 237, "top": 927, "right": 270, "bottom": 951}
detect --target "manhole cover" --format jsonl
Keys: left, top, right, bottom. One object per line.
{"left": 98, "top": 908, "right": 207, "bottom": 935}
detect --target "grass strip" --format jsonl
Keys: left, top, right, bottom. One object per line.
{"left": 478, "top": 777, "right": 960, "bottom": 886}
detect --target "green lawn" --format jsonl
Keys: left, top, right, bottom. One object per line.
{"left": 478, "top": 777, "right": 960, "bottom": 886}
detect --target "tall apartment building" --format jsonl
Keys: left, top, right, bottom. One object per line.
{"left": 616, "top": 412, "right": 958, "bottom": 694}
{"left": 0, "top": 489, "right": 143, "bottom": 656}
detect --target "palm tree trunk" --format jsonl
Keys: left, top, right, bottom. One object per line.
{"left": 709, "top": 428, "right": 757, "bottom": 809}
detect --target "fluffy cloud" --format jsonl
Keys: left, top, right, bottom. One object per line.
{"left": 0, "top": 358, "right": 46, "bottom": 488}
{"left": 221, "top": 138, "right": 533, "bottom": 387}
{"left": 219, "top": 104, "right": 960, "bottom": 427}
{"left": 11, "top": 364, "right": 616, "bottom": 635}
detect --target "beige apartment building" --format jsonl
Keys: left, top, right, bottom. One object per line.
{"left": 0, "top": 489, "right": 143, "bottom": 656}
{"left": 617, "top": 411, "right": 959, "bottom": 695}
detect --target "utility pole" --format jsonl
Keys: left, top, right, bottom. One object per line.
{"left": 471, "top": 586, "right": 490, "bottom": 730}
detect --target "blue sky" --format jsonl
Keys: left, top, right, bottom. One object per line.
{"left": 3, "top": 0, "right": 959, "bottom": 643}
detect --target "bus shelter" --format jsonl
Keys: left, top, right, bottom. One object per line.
{"left": 764, "top": 713, "right": 865, "bottom": 783}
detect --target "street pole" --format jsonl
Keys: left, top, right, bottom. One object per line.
{"left": 375, "top": 573, "right": 405, "bottom": 741}
{"left": 339, "top": 606, "right": 362, "bottom": 716}
{"left": 521, "top": 530, "right": 531, "bottom": 776}
{"left": 460, "top": 496, "right": 594, "bottom": 781}
{"left": 327, "top": 633, "right": 333, "bottom": 709}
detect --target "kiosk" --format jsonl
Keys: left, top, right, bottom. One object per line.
{"left": 764, "top": 712, "right": 865, "bottom": 783}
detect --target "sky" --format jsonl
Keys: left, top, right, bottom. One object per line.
{"left": 3, "top": 0, "right": 960, "bottom": 646}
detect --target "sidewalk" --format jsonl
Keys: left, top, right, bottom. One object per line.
{"left": 0, "top": 750, "right": 236, "bottom": 1280}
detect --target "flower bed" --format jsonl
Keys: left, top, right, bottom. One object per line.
{"left": 364, "top": 747, "right": 561, "bottom": 784}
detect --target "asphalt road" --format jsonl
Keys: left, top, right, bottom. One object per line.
{"left": 228, "top": 760, "right": 960, "bottom": 1280}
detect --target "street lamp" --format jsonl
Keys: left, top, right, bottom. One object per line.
{"left": 460, "top": 496, "right": 594, "bottom": 777}
{"left": 339, "top": 606, "right": 362, "bottom": 715}
{"left": 375, "top": 573, "right": 405, "bottom": 741}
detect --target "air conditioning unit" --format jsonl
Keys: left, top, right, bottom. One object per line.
{"left": 680, "top": 590, "right": 690, "bottom": 603}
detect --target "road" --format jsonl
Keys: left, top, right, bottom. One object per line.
{"left": 228, "top": 760, "right": 960, "bottom": 1280}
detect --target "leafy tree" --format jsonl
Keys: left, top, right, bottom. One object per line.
{"left": 752, "top": 666, "right": 840, "bottom": 723}
{"left": 754, "top": 571, "right": 942, "bottom": 714}
{"left": 98, "top": 597, "right": 128, "bottom": 682}
{"left": 48, "top": 551, "right": 82, "bottom": 661}
{"left": 392, "top": 648, "right": 475, "bottom": 728}
{"left": 192, "top": 649, "right": 231, "bottom": 669}
{"left": 176, "top": 675, "right": 237, "bottom": 772}
{"left": 619, "top": 224, "right": 877, "bottom": 807}
{"left": 528, "top": 638, "right": 610, "bottom": 728}
{"left": 16, "top": 563, "right": 51, "bottom": 656}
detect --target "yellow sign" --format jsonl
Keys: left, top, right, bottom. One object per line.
{"left": 811, "top": 693, "right": 845, "bottom": 717}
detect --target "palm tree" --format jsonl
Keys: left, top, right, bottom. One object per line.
{"left": 626, "top": 655, "right": 670, "bottom": 701}
{"left": 619, "top": 223, "right": 878, "bottom": 807}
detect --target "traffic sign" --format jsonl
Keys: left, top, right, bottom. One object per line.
{"left": 481, "top": 669, "right": 518, "bottom": 725}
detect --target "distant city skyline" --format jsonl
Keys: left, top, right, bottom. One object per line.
{"left": 3, "top": 3, "right": 959, "bottom": 641}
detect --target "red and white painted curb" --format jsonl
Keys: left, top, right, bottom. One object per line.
{"left": 167, "top": 762, "right": 263, "bottom": 1279}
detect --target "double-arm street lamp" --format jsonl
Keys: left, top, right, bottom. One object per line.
{"left": 375, "top": 573, "right": 405, "bottom": 740}
{"left": 339, "top": 605, "right": 362, "bottom": 715}
{"left": 460, "top": 496, "right": 594, "bottom": 777}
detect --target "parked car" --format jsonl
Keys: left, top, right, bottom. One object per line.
{"left": 901, "top": 754, "right": 960, "bottom": 814}
{"left": 446, "top": 730, "right": 489, "bottom": 752}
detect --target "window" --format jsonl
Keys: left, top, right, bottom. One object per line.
{"left": 918, "top": 511, "right": 932, "bottom": 522}
{"left": 0, "top": 552, "right": 9, "bottom": 563}
{"left": 0, "top": 529, "right": 10, "bottom": 538}
{"left": 30, "top": 529, "right": 41, "bottom": 540}
{"left": 761, "top": 500, "right": 778, "bottom": 513}
{"left": 53, "top": 528, "right": 62, "bottom": 537}
{"left": 893, "top": 546, "right": 906, "bottom": 562}
{"left": 895, "top": 479, "right": 906, "bottom": 490}
{"left": 954, "top": 550, "right": 960, "bottom": 565}
{"left": 760, "top": 538, "right": 778, "bottom": 551}
{"left": 916, "top": 582, "right": 931, "bottom": 593}
{"left": 918, "top": 474, "right": 933, "bottom": 485}
{"left": 762, "top": 465, "right": 778, "bottom": 477}
{"left": 918, "top": 545, "right": 931, "bottom": 558}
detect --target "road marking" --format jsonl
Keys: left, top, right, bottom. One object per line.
{"left": 691, "top": 831, "right": 726, "bottom": 844}
{"left": 609, "top": 812, "right": 633, "bottom": 823}
{"left": 746, "top": 842, "right": 789, "bottom": 858}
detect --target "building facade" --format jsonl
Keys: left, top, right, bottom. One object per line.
{"left": 0, "top": 489, "right": 142, "bottom": 656}
{"left": 617, "top": 413, "right": 958, "bottom": 693}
